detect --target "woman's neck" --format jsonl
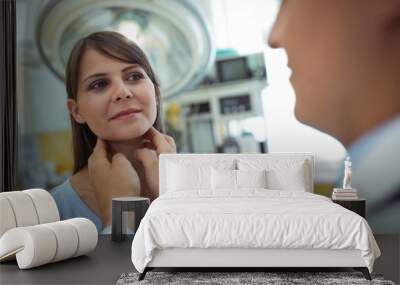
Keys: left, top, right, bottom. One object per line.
{"left": 107, "top": 139, "right": 142, "bottom": 167}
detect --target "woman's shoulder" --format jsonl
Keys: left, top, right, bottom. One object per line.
{"left": 49, "top": 179, "right": 76, "bottom": 218}
{"left": 50, "top": 168, "right": 90, "bottom": 201}
{"left": 49, "top": 177, "right": 91, "bottom": 218}
{"left": 49, "top": 177, "right": 103, "bottom": 232}
{"left": 50, "top": 178, "right": 73, "bottom": 196}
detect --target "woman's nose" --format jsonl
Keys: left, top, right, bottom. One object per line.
{"left": 113, "top": 80, "right": 133, "bottom": 101}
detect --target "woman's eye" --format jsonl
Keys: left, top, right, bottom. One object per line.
{"left": 127, "top": 72, "right": 144, "bottom": 81}
{"left": 88, "top": 80, "right": 108, "bottom": 91}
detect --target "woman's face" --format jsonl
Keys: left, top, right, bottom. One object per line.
{"left": 68, "top": 48, "right": 157, "bottom": 142}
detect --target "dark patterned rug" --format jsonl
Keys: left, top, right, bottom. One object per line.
{"left": 116, "top": 271, "right": 396, "bottom": 285}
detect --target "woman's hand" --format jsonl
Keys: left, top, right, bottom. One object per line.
{"left": 134, "top": 127, "right": 176, "bottom": 199}
{"left": 88, "top": 138, "right": 141, "bottom": 225}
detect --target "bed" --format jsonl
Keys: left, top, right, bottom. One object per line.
{"left": 131, "top": 153, "right": 380, "bottom": 280}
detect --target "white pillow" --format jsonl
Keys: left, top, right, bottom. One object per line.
{"left": 167, "top": 162, "right": 211, "bottom": 191}
{"left": 236, "top": 169, "right": 267, "bottom": 189}
{"left": 211, "top": 168, "right": 236, "bottom": 190}
{"left": 238, "top": 159, "right": 309, "bottom": 191}
{"left": 266, "top": 164, "right": 307, "bottom": 191}
{"left": 211, "top": 169, "right": 268, "bottom": 190}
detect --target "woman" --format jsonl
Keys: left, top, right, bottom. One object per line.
{"left": 51, "top": 31, "right": 176, "bottom": 233}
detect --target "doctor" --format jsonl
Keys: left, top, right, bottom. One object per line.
{"left": 268, "top": 0, "right": 400, "bottom": 233}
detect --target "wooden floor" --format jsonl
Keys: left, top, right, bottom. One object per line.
{"left": 373, "top": 234, "right": 400, "bottom": 284}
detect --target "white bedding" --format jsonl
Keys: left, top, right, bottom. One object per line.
{"left": 131, "top": 190, "right": 380, "bottom": 273}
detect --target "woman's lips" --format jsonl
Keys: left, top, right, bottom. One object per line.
{"left": 110, "top": 108, "right": 141, "bottom": 120}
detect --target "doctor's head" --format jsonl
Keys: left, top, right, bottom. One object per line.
{"left": 268, "top": 0, "right": 400, "bottom": 146}
{"left": 65, "top": 31, "right": 162, "bottom": 172}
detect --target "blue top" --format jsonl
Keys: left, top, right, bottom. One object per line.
{"left": 50, "top": 179, "right": 111, "bottom": 235}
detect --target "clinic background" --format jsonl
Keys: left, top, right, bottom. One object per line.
{"left": 16, "top": 0, "right": 346, "bottom": 197}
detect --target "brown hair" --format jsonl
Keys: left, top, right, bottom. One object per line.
{"left": 65, "top": 31, "right": 163, "bottom": 174}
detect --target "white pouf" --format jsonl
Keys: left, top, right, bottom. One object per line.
{"left": 0, "top": 189, "right": 98, "bottom": 269}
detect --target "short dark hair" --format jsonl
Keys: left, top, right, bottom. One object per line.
{"left": 65, "top": 31, "right": 163, "bottom": 174}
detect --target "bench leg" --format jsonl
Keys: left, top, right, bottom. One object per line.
{"left": 354, "top": 267, "right": 371, "bottom": 280}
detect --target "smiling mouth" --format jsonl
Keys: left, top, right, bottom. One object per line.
{"left": 110, "top": 109, "right": 142, "bottom": 121}
{"left": 112, "top": 112, "right": 140, "bottom": 121}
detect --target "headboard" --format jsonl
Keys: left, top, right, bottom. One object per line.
{"left": 159, "top": 153, "right": 315, "bottom": 195}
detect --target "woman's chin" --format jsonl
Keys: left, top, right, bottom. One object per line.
{"left": 105, "top": 116, "right": 155, "bottom": 141}
{"left": 113, "top": 126, "right": 151, "bottom": 141}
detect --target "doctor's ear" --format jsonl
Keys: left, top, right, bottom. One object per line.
{"left": 67, "top": 99, "right": 86, "bottom": 124}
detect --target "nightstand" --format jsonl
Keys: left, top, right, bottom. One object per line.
{"left": 332, "top": 198, "right": 366, "bottom": 218}
{"left": 112, "top": 197, "right": 150, "bottom": 242}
